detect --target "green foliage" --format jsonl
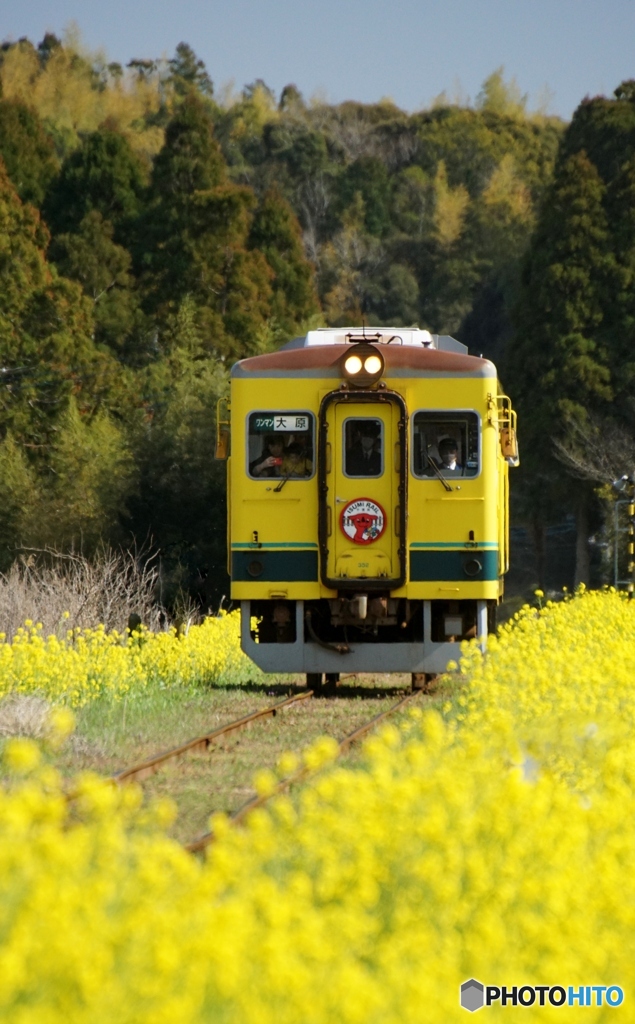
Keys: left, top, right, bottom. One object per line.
{"left": 168, "top": 43, "right": 213, "bottom": 99}
{"left": 335, "top": 157, "right": 393, "bottom": 237}
{"left": 150, "top": 94, "right": 225, "bottom": 198}
{"left": 508, "top": 88, "right": 635, "bottom": 569}
{"left": 49, "top": 210, "right": 145, "bottom": 360}
{"left": 0, "top": 99, "right": 57, "bottom": 205}
{"left": 43, "top": 127, "right": 148, "bottom": 237}
{"left": 129, "top": 296, "right": 229, "bottom": 602}
{"left": 0, "top": 160, "right": 105, "bottom": 445}
{"left": 476, "top": 67, "right": 528, "bottom": 119}
{"left": 46, "top": 399, "right": 136, "bottom": 550}
{"left": 0, "top": 434, "right": 40, "bottom": 564}
{"left": 512, "top": 152, "right": 614, "bottom": 445}
{"left": 248, "top": 187, "right": 318, "bottom": 333}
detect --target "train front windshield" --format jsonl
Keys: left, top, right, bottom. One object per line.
{"left": 413, "top": 412, "right": 480, "bottom": 477}
{"left": 247, "top": 411, "right": 315, "bottom": 479}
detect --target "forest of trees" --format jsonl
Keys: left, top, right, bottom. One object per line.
{"left": 0, "top": 30, "right": 633, "bottom": 603}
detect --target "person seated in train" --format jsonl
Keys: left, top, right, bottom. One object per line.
{"left": 250, "top": 434, "right": 285, "bottom": 477}
{"left": 280, "top": 441, "right": 312, "bottom": 478}
{"left": 346, "top": 422, "right": 381, "bottom": 476}
{"left": 436, "top": 437, "right": 463, "bottom": 475}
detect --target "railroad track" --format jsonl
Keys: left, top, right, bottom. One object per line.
{"left": 111, "top": 689, "right": 315, "bottom": 786}
{"left": 108, "top": 684, "right": 425, "bottom": 853}
{"left": 184, "top": 688, "right": 422, "bottom": 853}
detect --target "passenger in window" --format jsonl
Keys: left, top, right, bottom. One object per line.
{"left": 281, "top": 441, "right": 312, "bottom": 478}
{"left": 346, "top": 422, "right": 381, "bottom": 476}
{"left": 436, "top": 437, "right": 463, "bottom": 475}
{"left": 250, "top": 435, "right": 284, "bottom": 477}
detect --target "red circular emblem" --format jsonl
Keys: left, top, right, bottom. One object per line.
{"left": 339, "top": 498, "right": 386, "bottom": 545}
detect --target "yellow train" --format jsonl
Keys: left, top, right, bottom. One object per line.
{"left": 216, "top": 327, "right": 518, "bottom": 689}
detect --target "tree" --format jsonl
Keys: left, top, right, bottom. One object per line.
{"left": 476, "top": 68, "right": 528, "bottom": 119}
{"left": 559, "top": 84, "right": 635, "bottom": 186}
{"left": 44, "top": 399, "right": 136, "bottom": 552}
{"left": 43, "top": 127, "right": 148, "bottom": 237}
{"left": 248, "top": 188, "right": 318, "bottom": 334}
{"left": 0, "top": 99, "right": 57, "bottom": 205}
{"left": 0, "top": 433, "right": 41, "bottom": 566}
{"left": 49, "top": 210, "right": 146, "bottom": 361}
{"left": 142, "top": 96, "right": 276, "bottom": 359}
{"left": 335, "top": 157, "right": 393, "bottom": 237}
{"left": 128, "top": 296, "right": 229, "bottom": 606}
{"left": 168, "top": 43, "right": 213, "bottom": 99}
{"left": 510, "top": 152, "right": 615, "bottom": 584}
{"left": 0, "top": 159, "right": 105, "bottom": 448}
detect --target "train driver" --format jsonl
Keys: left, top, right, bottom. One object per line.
{"left": 436, "top": 437, "right": 463, "bottom": 475}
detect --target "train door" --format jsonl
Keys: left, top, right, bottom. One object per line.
{"left": 319, "top": 396, "right": 406, "bottom": 588}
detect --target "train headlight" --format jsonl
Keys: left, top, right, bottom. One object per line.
{"left": 344, "top": 354, "right": 363, "bottom": 375}
{"left": 364, "top": 354, "right": 382, "bottom": 375}
{"left": 340, "top": 345, "right": 384, "bottom": 387}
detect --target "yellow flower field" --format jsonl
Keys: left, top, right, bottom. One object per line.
{"left": 0, "top": 611, "right": 261, "bottom": 706}
{"left": 0, "top": 590, "right": 634, "bottom": 1021}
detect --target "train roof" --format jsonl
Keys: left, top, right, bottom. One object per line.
{"left": 232, "top": 328, "right": 496, "bottom": 379}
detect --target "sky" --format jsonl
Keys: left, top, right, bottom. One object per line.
{"left": 1, "top": 0, "right": 633, "bottom": 120}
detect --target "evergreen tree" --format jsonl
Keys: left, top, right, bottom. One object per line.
{"left": 512, "top": 152, "right": 613, "bottom": 430}
{"left": 49, "top": 210, "right": 147, "bottom": 362}
{"left": 0, "top": 99, "right": 57, "bottom": 206}
{"left": 601, "top": 154, "right": 635, "bottom": 409}
{"left": 45, "top": 399, "right": 136, "bottom": 551}
{"left": 0, "top": 433, "right": 41, "bottom": 566}
{"left": 150, "top": 94, "right": 225, "bottom": 199}
{"left": 510, "top": 152, "right": 615, "bottom": 584}
{"left": 0, "top": 159, "right": 104, "bottom": 448}
{"left": 335, "top": 157, "right": 393, "bottom": 237}
{"left": 43, "top": 127, "right": 148, "bottom": 237}
{"left": 128, "top": 296, "right": 229, "bottom": 605}
{"left": 559, "top": 83, "right": 635, "bottom": 186}
{"left": 142, "top": 95, "right": 275, "bottom": 359}
{"left": 168, "top": 43, "right": 213, "bottom": 99}
{"left": 248, "top": 187, "right": 318, "bottom": 334}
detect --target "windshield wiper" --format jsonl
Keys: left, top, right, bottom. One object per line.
{"left": 274, "top": 472, "right": 291, "bottom": 493}
{"left": 425, "top": 451, "right": 453, "bottom": 492}
{"left": 274, "top": 445, "right": 312, "bottom": 492}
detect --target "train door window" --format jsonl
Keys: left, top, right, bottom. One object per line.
{"left": 247, "top": 412, "right": 314, "bottom": 479}
{"left": 412, "top": 412, "right": 479, "bottom": 478}
{"left": 343, "top": 418, "right": 383, "bottom": 477}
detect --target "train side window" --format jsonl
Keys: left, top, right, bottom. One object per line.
{"left": 247, "top": 412, "right": 314, "bottom": 479}
{"left": 412, "top": 412, "right": 479, "bottom": 478}
{"left": 343, "top": 418, "right": 383, "bottom": 477}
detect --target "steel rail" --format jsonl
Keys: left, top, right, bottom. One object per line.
{"left": 111, "top": 690, "right": 315, "bottom": 786}
{"left": 184, "top": 688, "right": 422, "bottom": 854}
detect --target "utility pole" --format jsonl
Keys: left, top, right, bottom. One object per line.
{"left": 613, "top": 475, "right": 635, "bottom": 598}
{"left": 629, "top": 478, "right": 635, "bottom": 600}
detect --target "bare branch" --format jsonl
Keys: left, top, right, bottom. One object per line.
{"left": 553, "top": 416, "right": 635, "bottom": 484}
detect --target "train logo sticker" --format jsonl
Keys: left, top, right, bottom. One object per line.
{"left": 340, "top": 498, "right": 386, "bottom": 545}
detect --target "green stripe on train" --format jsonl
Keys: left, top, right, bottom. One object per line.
{"left": 409, "top": 549, "right": 499, "bottom": 581}
{"left": 232, "top": 549, "right": 318, "bottom": 582}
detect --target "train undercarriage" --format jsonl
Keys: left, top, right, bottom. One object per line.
{"left": 241, "top": 597, "right": 497, "bottom": 686}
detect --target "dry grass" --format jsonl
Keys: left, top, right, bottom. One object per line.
{"left": 0, "top": 695, "right": 51, "bottom": 738}
{"left": 0, "top": 548, "right": 165, "bottom": 640}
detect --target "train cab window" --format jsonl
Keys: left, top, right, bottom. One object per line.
{"left": 412, "top": 412, "right": 479, "bottom": 478}
{"left": 344, "top": 418, "right": 383, "bottom": 477}
{"left": 247, "top": 412, "right": 314, "bottom": 479}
